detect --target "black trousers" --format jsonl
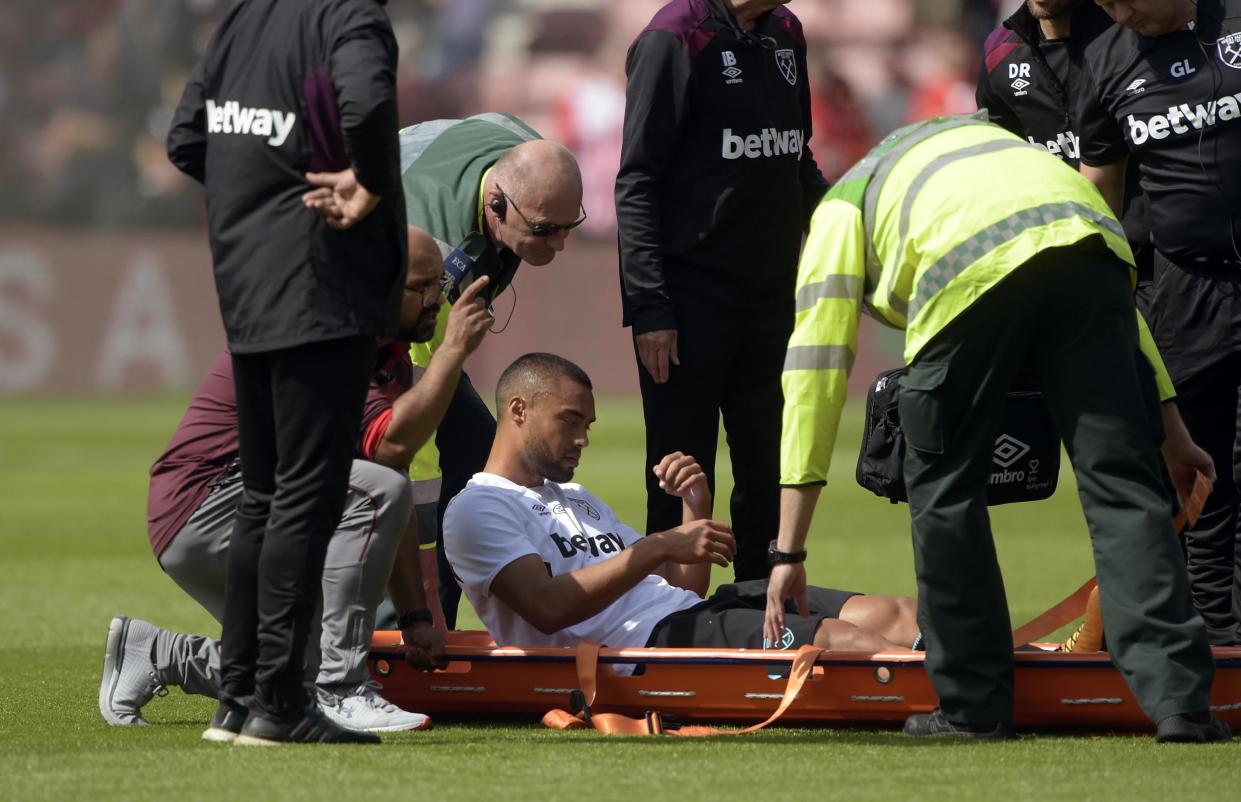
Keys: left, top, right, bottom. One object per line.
{"left": 1142, "top": 252, "right": 1241, "bottom": 645}
{"left": 221, "top": 336, "right": 374, "bottom": 720}
{"left": 901, "top": 245, "right": 1213, "bottom": 726}
{"left": 635, "top": 298, "right": 792, "bottom": 582}
{"left": 433, "top": 372, "right": 496, "bottom": 628}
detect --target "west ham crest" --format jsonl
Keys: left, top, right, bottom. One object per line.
{"left": 570, "top": 498, "right": 601, "bottom": 520}
{"left": 1219, "top": 32, "right": 1241, "bottom": 70}
{"left": 775, "top": 49, "right": 797, "bottom": 85}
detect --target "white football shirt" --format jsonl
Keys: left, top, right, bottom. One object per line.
{"left": 444, "top": 472, "right": 702, "bottom": 655}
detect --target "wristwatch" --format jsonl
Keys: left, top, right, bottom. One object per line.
{"left": 767, "top": 540, "right": 807, "bottom": 566}
{"left": 397, "top": 609, "right": 434, "bottom": 630}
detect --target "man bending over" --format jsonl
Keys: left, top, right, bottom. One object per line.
{"left": 443, "top": 353, "right": 918, "bottom": 655}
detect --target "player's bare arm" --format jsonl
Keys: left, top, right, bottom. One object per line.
{"left": 489, "top": 520, "right": 735, "bottom": 635}
{"left": 650, "top": 451, "right": 723, "bottom": 596}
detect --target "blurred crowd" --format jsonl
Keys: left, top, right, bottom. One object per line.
{"left": 0, "top": 0, "right": 1020, "bottom": 233}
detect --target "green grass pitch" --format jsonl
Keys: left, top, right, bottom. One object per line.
{"left": 0, "top": 395, "right": 1235, "bottom": 801}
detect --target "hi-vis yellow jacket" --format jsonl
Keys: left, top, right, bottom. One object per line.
{"left": 779, "top": 113, "right": 1173, "bottom": 486}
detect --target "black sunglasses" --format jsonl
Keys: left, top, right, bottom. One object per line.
{"left": 496, "top": 182, "right": 587, "bottom": 237}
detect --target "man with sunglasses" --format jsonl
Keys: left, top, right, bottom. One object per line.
{"left": 340, "top": 114, "right": 584, "bottom": 629}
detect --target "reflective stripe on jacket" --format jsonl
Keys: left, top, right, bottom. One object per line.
{"left": 780, "top": 113, "right": 1172, "bottom": 486}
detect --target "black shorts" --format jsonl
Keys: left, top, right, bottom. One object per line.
{"left": 645, "top": 579, "right": 859, "bottom": 650}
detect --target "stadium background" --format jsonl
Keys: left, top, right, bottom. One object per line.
{"left": 0, "top": 0, "right": 1025, "bottom": 397}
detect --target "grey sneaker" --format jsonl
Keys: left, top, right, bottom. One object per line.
{"left": 98, "top": 616, "right": 166, "bottom": 726}
{"left": 317, "top": 679, "right": 431, "bottom": 733}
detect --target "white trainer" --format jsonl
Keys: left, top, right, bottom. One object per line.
{"left": 317, "top": 680, "right": 431, "bottom": 733}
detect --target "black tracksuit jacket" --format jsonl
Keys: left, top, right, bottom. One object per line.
{"left": 615, "top": 0, "right": 828, "bottom": 334}
{"left": 167, "top": 0, "right": 406, "bottom": 353}
{"left": 976, "top": 2, "right": 1153, "bottom": 273}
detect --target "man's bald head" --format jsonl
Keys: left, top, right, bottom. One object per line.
{"left": 484, "top": 140, "right": 584, "bottom": 266}
{"left": 397, "top": 224, "right": 446, "bottom": 342}
{"left": 407, "top": 224, "right": 442, "bottom": 275}
{"left": 492, "top": 139, "right": 583, "bottom": 202}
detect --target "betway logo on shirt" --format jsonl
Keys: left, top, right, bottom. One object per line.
{"left": 1126, "top": 90, "right": 1241, "bottom": 145}
{"left": 205, "top": 99, "right": 296, "bottom": 147}
{"left": 721, "top": 127, "right": 805, "bottom": 160}
{"left": 1028, "top": 131, "right": 1080, "bottom": 160}
{"left": 550, "top": 530, "right": 625, "bottom": 559}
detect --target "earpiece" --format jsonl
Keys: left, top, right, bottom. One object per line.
{"left": 489, "top": 195, "right": 507, "bottom": 220}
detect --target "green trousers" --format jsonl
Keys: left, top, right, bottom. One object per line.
{"left": 900, "top": 242, "right": 1214, "bottom": 726}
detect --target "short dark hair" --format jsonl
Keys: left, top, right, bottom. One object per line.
{"left": 495, "top": 352, "right": 593, "bottom": 410}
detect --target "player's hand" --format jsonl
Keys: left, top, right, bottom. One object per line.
{"left": 441, "top": 275, "right": 492, "bottom": 356}
{"left": 635, "top": 329, "right": 679, "bottom": 384}
{"left": 403, "top": 622, "right": 448, "bottom": 672}
{"left": 303, "top": 168, "right": 381, "bottom": 230}
{"left": 1160, "top": 401, "right": 1216, "bottom": 509}
{"left": 764, "top": 563, "right": 808, "bottom": 649}
{"left": 653, "top": 451, "right": 711, "bottom": 519}
{"left": 658, "top": 519, "right": 735, "bottom": 567}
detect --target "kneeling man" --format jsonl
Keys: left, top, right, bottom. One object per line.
{"left": 444, "top": 353, "right": 918, "bottom": 655}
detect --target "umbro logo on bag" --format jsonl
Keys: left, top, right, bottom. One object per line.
{"left": 993, "top": 434, "right": 1030, "bottom": 468}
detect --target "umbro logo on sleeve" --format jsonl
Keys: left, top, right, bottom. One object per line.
{"left": 205, "top": 99, "right": 296, "bottom": 147}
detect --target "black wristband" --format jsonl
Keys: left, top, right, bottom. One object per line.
{"left": 767, "top": 539, "right": 807, "bottom": 566}
{"left": 397, "top": 609, "right": 433, "bottom": 630}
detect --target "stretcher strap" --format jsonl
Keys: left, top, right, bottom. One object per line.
{"left": 1010, "top": 578, "right": 1098, "bottom": 647}
{"left": 1012, "top": 471, "right": 1212, "bottom": 646}
{"left": 541, "top": 642, "right": 825, "bottom": 737}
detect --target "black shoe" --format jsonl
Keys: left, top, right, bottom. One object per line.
{"left": 202, "top": 697, "right": 250, "bottom": 743}
{"left": 903, "top": 708, "right": 1016, "bottom": 740}
{"left": 233, "top": 705, "right": 381, "bottom": 746}
{"left": 1155, "top": 713, "right": 1232, "bottom": 744}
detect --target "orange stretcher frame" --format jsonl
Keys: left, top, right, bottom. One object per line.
{"left": 367, "top": 630, "right": 1241, "bottom": 732}
{"left": 371, "top": 475, "right": 1237, "bottom": 733}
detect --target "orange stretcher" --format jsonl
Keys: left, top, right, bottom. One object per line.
{"left": 369, "top": 475, "right": 1241, "bottom": 733}
{"left": 367, "top": 631, "right": 1241, "bottom": 732}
